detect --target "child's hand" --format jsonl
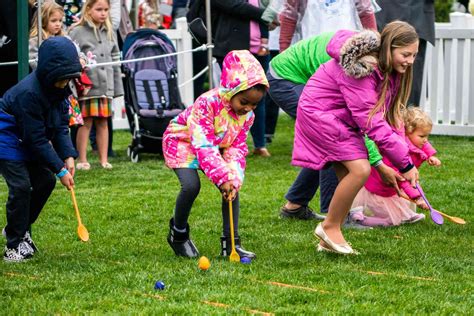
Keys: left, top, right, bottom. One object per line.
{"left": 414, "top": 197, "right": 429, "bottom": 210}
{"left": 402, "top": 166, "right": 419, "bottom": 188}
{"left": 375, "top": 162, "right": 405, "bottom": 194}
{"left": 428, "top": 156, "right": 441, "bottom": 166}
{"left": 65, "top": 157, "right": 75, "bottom": 178}
{"left": 220, "top": 181, "right": 237, "bottom": 201}
{"left": 60, "top": 173, "right": 75, "bottom": 190}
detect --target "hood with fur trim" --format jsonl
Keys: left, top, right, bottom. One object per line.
{"left": 327, "top": 29, "right": 380, "bottom": 79}
{"left": 219, "top": 50, "right": 269, "bottom": 105}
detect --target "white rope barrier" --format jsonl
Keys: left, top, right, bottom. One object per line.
{"left": 178, "top": 58, "right": 218, "bottom": 88}
{"left": 178, "top": 65, "right": 209, "bottom": 88}
{"left": 0, "top": 44, "right": 213, "bottom": 67}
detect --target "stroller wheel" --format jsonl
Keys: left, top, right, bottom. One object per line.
{"left": 127, "top": 146, "right": 132, "bottom": 157}
{"left": 131, "top": 149, "right": 139, "bottom": 163}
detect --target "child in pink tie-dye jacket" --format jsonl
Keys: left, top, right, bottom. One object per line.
{"left": 351, "top": 107, "right": 442, "bottom": 227}
{"left": 163, "top": 50, "right": 269, "bottom": 259}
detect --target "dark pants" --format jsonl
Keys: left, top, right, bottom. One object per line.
{"left": 250, "top": 54, "right": 270, "bottom": 149}
{"left": 173, "top": 168, "right": 240, "bottom": 237}
{"left": 265, "top": 50, "right": 281, "bottom": 139}
{"left": 192, "top": 39, "right": 208, "bottom": 100}
{"left": 285, "top": 167, "right": 338, "bottom": 213}
{"left": 267, "top": 70, "right": 338, "bottom": 212}
{"left": 267, "top": 70, "right": 304, "bottom": 119}
{"left": 0, "top": 160, "right": 56, "bottom": 248}
{"left": 408, "top": 39, "right": 427, "bottom": 106}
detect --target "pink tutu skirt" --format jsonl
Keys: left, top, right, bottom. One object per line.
{"left": 351, "top": 187, "right": 425, "bottom": 226}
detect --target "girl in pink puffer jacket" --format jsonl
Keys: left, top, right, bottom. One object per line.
{"left": 351, "top": 107, "right": 441, "bottom": 227}
{"left": 293, "top": 21, "right": 420, "bottom": 255}
{"left": 163, "top": 50, "right": 269, "bottom": 259}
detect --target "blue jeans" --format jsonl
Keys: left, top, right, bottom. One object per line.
{"left": 267, "top": 70, "right": 305, "bottom": 119}
{"left": 285, "top": 167, "right": 338, "bottom": 213}
{"left": 267, "top": 71, "right": 339, "bottom": 212}
{"left": 250, "top": 54, "right": 270, "bottom": 148}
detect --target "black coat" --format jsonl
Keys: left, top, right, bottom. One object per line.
{"left": 375, "top": 0, "right": 435, "bottom": 44}
{"left": 0, "top": 37, "right": 81, "bottom": 173}
{"left": 211, "top": 0, "right": 265, "bottom": 59}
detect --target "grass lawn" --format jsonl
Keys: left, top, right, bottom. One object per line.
{"left": 1, "top": 116, "right": 473, "bottom": 314}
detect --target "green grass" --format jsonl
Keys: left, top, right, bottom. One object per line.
{"left": 1, "top": 116, "right": 473, "bottom": 314}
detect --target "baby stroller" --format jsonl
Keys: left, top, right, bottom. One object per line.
{"left": 122, "top": 29, "right": 185, "bottom": 162}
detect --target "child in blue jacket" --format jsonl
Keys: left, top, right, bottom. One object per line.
{"left": 0, "top": 37, "right": 81, "bottom": 262}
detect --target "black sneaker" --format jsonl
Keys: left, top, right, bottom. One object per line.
{"left": 3, "top": 242, "right": 34, "bottom": 262}
{"left": 280, "top": 205, "right": 326, "bottom": 221}
{"left": 220, "top": 236, "right": 256, "bottom": 260}
{"left": 23, "top": 231, "right": 38, "bottom": 253}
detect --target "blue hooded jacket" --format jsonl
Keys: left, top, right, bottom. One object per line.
{"left": 0, "top": 37, "right": 81, "bottom": 173}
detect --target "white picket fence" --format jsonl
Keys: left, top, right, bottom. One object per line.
{"left": 113, "top": 17, "right": 194, "bottom": 129}
{"left": 421, "top": 21, "right": 474, "bottom": 136}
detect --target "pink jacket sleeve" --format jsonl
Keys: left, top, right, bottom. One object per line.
{"left": 422, "top": 141, "right": 437, "bottom": 158}
{"left": 188, "top": 100, "right": 233, "bottom": 187}
{"left": 399, "top": 180, "right": 420, "bottom": 199}
{"left": 222, "top": 114, "right": 254, "bottom": 190}
{"left": 338, "top": 74, "right": 413, "bottom": 171}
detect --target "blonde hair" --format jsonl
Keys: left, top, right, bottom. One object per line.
{"left": 403, "top": 107, "right": 433, "bottom": 134}
{"left": 74, "top": 0, "right": 113, "bottom": 41}
{"left": 369, "top": 21, "right": 419, "bottom": 128}
{"left": 30, "top": 1, "right": 65, "bottom": 39}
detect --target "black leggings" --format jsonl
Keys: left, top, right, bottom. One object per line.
{"left": 173, "top": 168, "right": 240, "bottom": 237}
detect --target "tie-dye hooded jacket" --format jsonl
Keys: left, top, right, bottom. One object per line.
{"left": 162, "top": 50, "right": 269, "bottom": 190}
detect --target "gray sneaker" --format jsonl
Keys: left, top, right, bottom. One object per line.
{"left": 343, "top": 216, "right": 373, "bottom": 230}
{"left": 280, "top": 206, "right": 326, "bottom": 221}
{"left": 23, "top": 231, "right": 38, "bottom": 253}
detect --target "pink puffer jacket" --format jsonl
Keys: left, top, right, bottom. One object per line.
{"left": 162, "top": 50, "right": 269, "bottom": 190}
{"left": 292, "top": 30, "right": 412, "bottom": 172}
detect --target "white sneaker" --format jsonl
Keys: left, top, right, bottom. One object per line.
{"left": 3, "top": 242, "right": 34, "bottom": 262}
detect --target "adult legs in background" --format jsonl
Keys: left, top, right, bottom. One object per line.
{"left": 408, "top": 39, "right": 427, "bottom": 106}
{"left": 192, "top": 39, "right": 208, "bottom": 100}
{"left": 251, "top": 54, "right": 270, "bottom": 156}
{"left": 265, "top": 50, "right": 281, "bottom": 143}
{"left": 265, "top": 94, "right": 280, "bottom": 143}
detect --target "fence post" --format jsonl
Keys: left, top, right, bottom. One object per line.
{"left": 174, "top": 17, "right": 194, "bottom": 107}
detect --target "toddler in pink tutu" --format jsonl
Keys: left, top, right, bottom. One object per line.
{"left": 351, "top": 107, "right": 441, "bottom": 227}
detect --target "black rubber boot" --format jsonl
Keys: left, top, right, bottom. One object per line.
{"left": 220, "top": 236, "right": 256, "bottom": 260}
{"left": 167, "top": 218, "right": 199, "bottom": 258}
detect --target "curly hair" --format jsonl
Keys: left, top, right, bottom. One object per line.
{"left": 403, "top": 107, "right": 433, "bottom": 134}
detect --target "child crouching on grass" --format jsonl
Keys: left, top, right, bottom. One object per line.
{"left": 0, "top": 37, "right": 80, "bottom": 262}
{"left": 163, "top": 50, "right": 269, "bottom": 259}
{"left": 351, "top": 107, "right": 441, "bottom": 227}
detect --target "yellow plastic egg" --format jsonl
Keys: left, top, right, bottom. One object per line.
{"left": 198, "top": 256, "right": 211, "bottom": 271}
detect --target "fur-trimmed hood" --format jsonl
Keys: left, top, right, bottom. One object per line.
{"left": 327, "top": 29, "right": 380, "bottom": 79}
